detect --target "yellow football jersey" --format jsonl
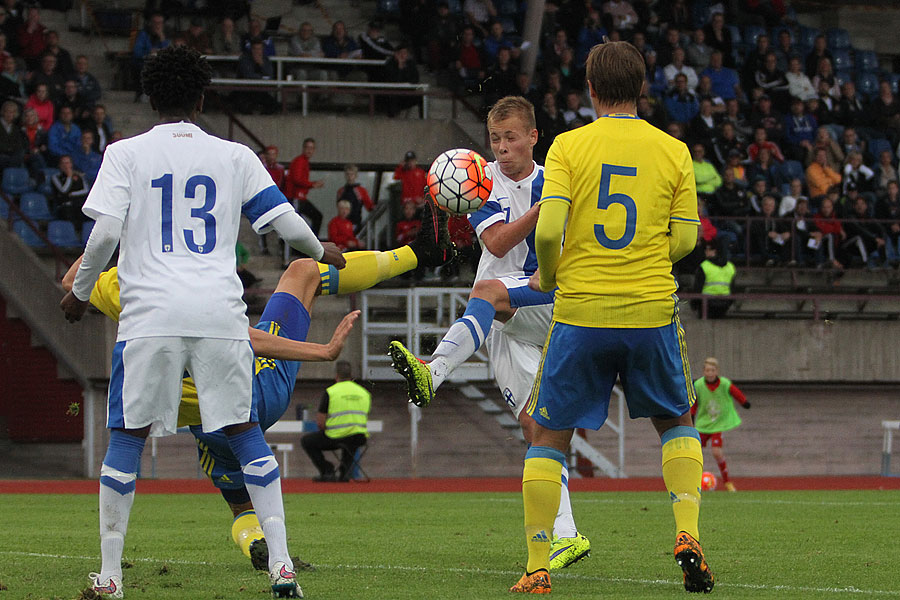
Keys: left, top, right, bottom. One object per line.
{"left": 540, "top": 114, "right": 699, "bottom": 328}
{"left": 90, "top": 268, "right": 202, "bottom": 427}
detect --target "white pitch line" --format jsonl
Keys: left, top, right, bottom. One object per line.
{"left": 479, "top": 497, "right": 900, "bottom": 507}
{"left": 2, "top": 551, "right": 898, "bottom": 596}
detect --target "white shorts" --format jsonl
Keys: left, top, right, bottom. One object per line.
{"left": 484, "top": 303, "right": 553, "bottom": 418}
{"left": 107, "top": 336, "right": 253, "bottom": 437}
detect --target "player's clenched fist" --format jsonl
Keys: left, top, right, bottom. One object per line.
{"left": 60, "top": 290, "right": 90, "bottom": 323}
{"left": 319, "top": 241, "right": 347, "bottom": 269}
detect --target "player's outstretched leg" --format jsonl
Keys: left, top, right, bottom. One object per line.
{"left": 388, "top": 340, "right": 434, "bottom": 407}
{"left": 548, "top": 462, "right": 591, "bottom": 569}
{"left": 409, "top": 196, "right": 455, "bottom": 268}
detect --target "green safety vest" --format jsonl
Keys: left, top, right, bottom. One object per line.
{"left": 692, "top": 376, "right": 742, "bottom": 433}
{"left": 324, "top": 380, "right": 371, "bottom": 439}
{"left": 700, "top": 260, "right": 735, "bottom": 296}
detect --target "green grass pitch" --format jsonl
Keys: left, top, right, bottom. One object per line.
{"left": 0, "top": 490, "right": 898, "bottom": 599}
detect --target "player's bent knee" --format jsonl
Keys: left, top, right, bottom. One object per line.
{"left": 471, "top": 279, "right": 507, "bottom": 306}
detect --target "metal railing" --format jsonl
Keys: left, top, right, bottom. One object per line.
{"left": 205, "top": 54, "right": 388, "bottom": 82}
{"left": 679, "top": 291, "right": 900, "bottom": 319}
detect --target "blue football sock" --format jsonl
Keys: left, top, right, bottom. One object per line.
{"left": 430, "top": 297, "right": 497, "bottom": 388}
{"left": 98, "top": 430, "right": 146, "bottom": 578}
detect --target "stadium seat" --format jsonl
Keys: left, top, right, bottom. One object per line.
{"left": 12, "top": 220, "right": 45, "bottom": 247}
{"left": 1, "top": 167, "right": 34, "bottom": 196}
{"left": 778, "top": 160, "right": 805, "bottom": 186}
{"left": 19, "top": 192, "right": 53, "bottom": 221}
{"left": 771, "top": 26, "right": 795, "bottom": 44}
{"left": 856, "top": 72, "right": 879, "bottom": 99}
{"left": 727, "top": 25, "right": 742, "bottom": 46}
{"left": 0, "top": 197, "right": 8, "bottom": 219}
{"left": 81, "top": 219, "right": 94, "bottom": 246}
{"left": 826, "top": 28, "right": 850, "bottom": 50}
{"left": 836, "top": 69, "right": 854, "bottom": 86}
{"left": 855, "top": 50, "right": 879, "bottom": 73}
{"left": 888, "top": 73, "right": 900, "bottom": 95}
{"left": 798, "top": 26, "right": 820, "bottom": 49}
{"left": 497, "top": 0, "right": 518, "bottom": 16}
{"left": 38, "top": 167, "right": 59, "bottom": 196}
{"left": 743, "top": 25, "right": 766, "bottom": 47}
{"left": 831, "top": 49, "right": 852, "bottom": 72}
{"left": 868, "top": 138, "right": 894, "bottom": 161}
{"left": 375, "top": 0, "right": 399, "bottom": 16}
{"left": 47, "top": 220, "right": 81, "bottom": 248}
{"left": 446, "top": 0, "right": 462, "bottom": 14}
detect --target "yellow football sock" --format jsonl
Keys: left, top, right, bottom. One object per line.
{"left": 231, "top": 510, "right": 264, "bottom": 558}
{"left": 522, "top": 455, "right": 563, "bottom": 574}
{"left": 661, "top": 433, "right": 704, "bottom": 540}
{"left": 317, "top": 248, "right": 417, "bottom": 296}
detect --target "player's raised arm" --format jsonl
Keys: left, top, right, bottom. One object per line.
{"left": 249, "top": 310, "right": 360, "bottom": 361}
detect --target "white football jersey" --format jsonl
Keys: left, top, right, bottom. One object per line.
{"left": 82, "top": 122, "right": 293, "bottom": 341}
{"left": 468, "top": 161, "right": 544, "bottom": 282}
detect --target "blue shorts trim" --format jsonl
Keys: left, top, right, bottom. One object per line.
{"left": 528, "top": 319, "right": 694, "bottom": 431}
{"left": 107, "top": 341, "right": 126, "bottom": 429}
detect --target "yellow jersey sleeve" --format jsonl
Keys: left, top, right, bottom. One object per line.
{"left": 670, "top": 146, "right": 700, "bottom": 226}
{"left": 89, "top": 267, "right": 122, "bottom": 320}
{"left": 540, "top": 138, "right": 573, "bottom": 207}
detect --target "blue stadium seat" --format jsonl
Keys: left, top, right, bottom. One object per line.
{"left": 826, "top": 28, "right": 850, "bottom": 50}
{"left": 771, "top": 26, "right": 795, "bottom": 44}
{"left": 855, "top": 50, "right": 878, "bottom": 73}
{"left": 778, "top": 160, "right": 805, "bottom": 186}
{"left": 375, "top": 0, "right": 399, "bottom": 16}
{"left": 20, "top": 192, "right": 53, "bottom": 221}
{"left": 13, "top": 220, "right": 44, "bottom": 247}
{"left": 38, "top": 167, "right": 59, "bottom": 196}
{"left": 836, "top": 69, "right": 854, "bottom": 86}
{"left": 497, "top": 0, "right": 518, "bottom": 16}
{"left": 727, "top": 25, "right": 742, "bottom": 45}
{"left": 0, "top": 197, "right": 8, "bottom": 219}
{"left": 743, "top": 25, "right": 766, "bottom": 47}
{"left": 856, "top": 72, "right": 879, "bottom": 99}
{"left": 831, "top": 49, "right": 852, "bottom": 72}
{"left": 81, "top": 219, "right": 95, "bottom": 246}
{"left": 1, "top": 167, "right": 34, "bottom": 196}
{"left": 798, "top": 26, "right": 820, "bottom": 49}
{"left": 47, "top": 220, "right": 81, "bottom": 248}
{"left": 888, "top": 73, "right": 900, "bottom": 95}
{"left": 868, "top": 138, "right": 894, "bottom": 161}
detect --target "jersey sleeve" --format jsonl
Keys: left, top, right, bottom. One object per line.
{"left": 540, "top": 138, "right": 573, "bottom": 207}
{"left": 238, "top": 145, "right": 294, "bottom": 233}
{"left": 468, "top": 195, "right": 506, "bottom": 237}
{"left": 89, "top": 267, "right": 122, "bottom": 321}
{"left": 670, "top": 144, "right": 700, "bottom": 225}
{"left": 82, "top": 143, "right": 132, "bottom": 221}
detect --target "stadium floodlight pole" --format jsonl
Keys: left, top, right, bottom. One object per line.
{"left": 520, "top": 0, "right": 546, "bottom": 83}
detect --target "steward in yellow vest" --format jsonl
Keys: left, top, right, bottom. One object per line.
{"left": 692, "top": 242, "right": 736, "bottom": 318}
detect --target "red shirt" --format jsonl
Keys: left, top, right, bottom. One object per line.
{"left": 393, "top": 164, "right": 426, "bottom": 205}
{"left": 328, "top": 216, "right": 359, "bottom": 250}
{"left": 18, "top": 23, "right": 47, "bottom": 60}
{"left": 264, "top": 161, "right": 285, "bottom": 191}
{"left": 814, "top": 212, "right": 843, "bottom": 237}
{"left": 25, "top": 95, "right": 54, "bottom": 131}
{"left": 747, "top": 140, "right": 785, "bottom": 163}
{"left": 286, "top": 154, "right": 313, "bottom": 200}
{"left": 394, "top": 218, "right": 421, "bottom": 246}
{"left": 448, "top": 215, "right": 475, "bottom": 248}
{"left": 700, "top": 215, "right": 718, "bottom": 242}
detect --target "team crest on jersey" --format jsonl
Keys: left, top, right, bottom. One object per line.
{"left": 503, "top": 387, "right": 516, "bottom": 409}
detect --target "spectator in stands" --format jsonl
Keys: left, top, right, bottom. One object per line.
{"left": 29, "top": 52, "right": 64, "bottom": 100}
{"left": 748, "top": 175, "right": 771, "bottom": 213}
{"left": 773, "top": 29, "right": 794, "bottom": 72}
{"left": 807, "top": 126, "right": 844, "bottom": 169}
{"left": 700, "top": 51, "right": 740, "bottom": 102}
{"left": 182, "top": 17, "right": 211, "bottom": 54}
{"left": 742, "top": 34, "right": 771, "bottom": 91}
{"left": 20, "top": 105, "right": 46, "bottom": 175}
{"left": 240, "top": 18, "right": 274, "bottom": 57}
{"left": 721, "top": 97, "right": 752, "bottom": 140}
{"left": 603, "top": 0, "right": 638, "bottom": 30}
{"left": 689, "top": 98, "right": 717, "bottom": 145}
{"left": 813, "top": 195, "right": 846, "bottom": 268}
{"left": 49, "top": 154, "right": 88, "bottom": 227}
{"left": 839, "top": 127, "right": 864, "bottom": 158}
{"left": 0, "top": 54, "right": 23, "bottom": 102}
{"left": 72, "top": 129, "right": 100, "bottom": 183}
{"left": 262, "top": 145, "right": 285, "bottom": 191}
{"left": 712, "top": 123, "right": 743, "bottom": 169}
{"left": 44, "top": 30, "right": 73, "bottom": 78}
{"left": 783, "top": 97, "right": 817, "bottom": 161}
{"left": 843, "top": 150, "right": 875, "bottom": 196}
{"left": 211, "top": 17, "right": 240, "bottom": 56}
{"left": 874, "top": 150, "right": 897, "bottom": 194}
{"left": 686, "top": 28, "right": 712, "bottom": 71}
{"left": 806, "top": 147, "right": 842, "bottom": 198}
{"left": 463, "top": 0, "right": 496, "bottom": 38}
{"left": 692, "top": 242, "right": 735, "bottom": 318}
{"left": 235, "top": 240, "right": 261, "bottom": 289}
{"left": 637, "top": 94, "right": 668, "bottom": 130}
{"left": 234, "top": 39, "right": 279, "bottom": 115}
{"left": 73, "top": 55, "right": 101, "bottom": 106}
{"left": 562, "top": 90, "right": 594, "bottom": 129}
{"left": 655, "top": 26, "right": 682, "bottom": 69}
{"left": 784, "top": 56, "right": 816, "bottom": 102}
{"left": 0, "top": 99, "right": 24, "bottom": 169}
{"left": 336, "top": 163, "right": 374, "bottom": 229}
{"left": 535, "top": 91, "right": 566, "bottom": 163}
{"left": 663, "top": 73, "right": 699, "bottom": 125}
{"left": 559, "top": 46, "right": 582, "bottom": 91}
{"left": 394, "top": 201, "right": 421, "bottom": 248}
{"left": 843, "top": 195, "right": 885, "bottom": 267}
{"left": 383, "top": 43, "right": 420, "bottom": 116}
{"left": 47, "top": 105, "right": 80, "bottom": 163}
{"left": 704, "top": 13, "right": 734, "bottom": 68}
{"left": 726, "top": 148, "right": 748, "bottom": 184}
{"left": 643, "top": 50, "right": 667, "bottom": 98}
{"left": 57, "top": 79, "right": 89, "bottom": 123}
{"left": 427, "top": 2, "right": 462, "bottom": 72}
{"left": 751, "top": 194, "right": 791, "bottom": 265}
{"left": 576, "top": 9, "right": 607, "bottom": 65}
{"left": 25, "top": 82, "right": 53, "bottom": 131}
{"left": 835, "top": 81, "right": 868, "bottom": 129}
{"left": 692, "top": 142, "right": 722, "bottom": 196}
{"left": 83, "top": 104, "right": 110, "bottom": 154}
{"left": 393, "top": 149, "right": 426, "bottom": 206}
{"left": 877, "top": 180, "right": 900, "bottom": 266}
{"left": 0, "top": 7, "right": 17, "bottom": 56}
{"left": 359, "top": 20, "right": 393, "bottom": 80}
{"left": 328, "top": 199, "right": 361, "bottom": 251}
{"left": 664, "top": 47, "right": 698, "bottom": 91}
{"left": 813, "top": 79, "right": 837, "bottom": 121}
{"left": 698, "top": 197, "right": 738, "bottom": 256}
{"left": 287, "top": 137, "right": 325, "bottom": 235}
{"left": 805, "top": 34, "right": 832, "bottom": 78}
{"left": 710, "top": 166, "right": 751, "bottom": 238}
{"left": 482, "top": 20, "right": 514, "bottom": 66}
{"left": 789, "top": 197, "right": 818, "bottom": 265}
{"left": 748, "top": 147, "right": 779, "bottom": 189}
{"left": 17, "top": 7, "right": 45, "bottom": 70}
{"left": 751, "top": 94, "right": 784, "bottom": 145}
{"left": 482, "top": 46, "right": 518, "bottom": 108}
{"left": 754, "top": 52, "right": 790, "bottom": 111}
{"left": 132, "top": 13, "right": 169, "bottom": 101}
{"left": 871, "top": 81, "right": 900, "bottom": 146}
{"left": 322, "top": 20, "right": 360, "bottom": 61}
{"left": 747, "top": 126, "right": 784, "bottom": 163}
{"left": 454, "top": 25, "right": 484, "bottom": 93}
{"left": 513, "top": 72, "right": 540, "bottom": 109}
{"left": 812, "top": 58, "right": 841, "bottom": 101}
{"left": 289, "top": 22, "right": 324, "bottom": 81}
{"left": 779, "top": 178, "right": 807, "bottom": 217}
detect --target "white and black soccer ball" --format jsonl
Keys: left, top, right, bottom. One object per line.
{"left": 426, "top": 148, "right": 493, "bottom": 215}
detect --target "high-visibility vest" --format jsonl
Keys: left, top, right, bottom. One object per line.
{"left": 324, "top": 380, "right": 371, "bottom": 439}
{"left": 700, "top": 260, "right": 735, "bottom": 296}
{"left": 692, "top": 376, "right": 742, "bottom": 433}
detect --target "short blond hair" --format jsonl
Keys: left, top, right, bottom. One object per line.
{"left": 704, "top": 357, "right": 719, "bottom": 368}
{"left": 487, "top": 95, "right": 536, "bottom": 131}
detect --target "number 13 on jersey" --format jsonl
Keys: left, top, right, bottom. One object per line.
{"left": 153, "top": 173, "right": 218, "bottom": 254}
{"left": 595, "top": 163, "right": 637, "bottom": 250}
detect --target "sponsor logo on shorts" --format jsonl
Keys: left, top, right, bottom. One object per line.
{"left": 503, "top": 388, "right": 516, "bottom": 409}
{"left": 539, "top": 407, "right": 549, "bottom": 420}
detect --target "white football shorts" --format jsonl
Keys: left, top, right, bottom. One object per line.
{"left": 107, "top": 336, "right": 253, "bottom": 436}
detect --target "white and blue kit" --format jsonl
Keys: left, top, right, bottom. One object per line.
{"left": 467, "top": 161, "right": 554, "bottom": 418}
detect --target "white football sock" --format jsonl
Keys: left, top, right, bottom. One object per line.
{"left": 553, "top": 464, "right": 578, "bottom": 538}
{"left": 98, "top": 466, "right": 136, "bottom": 578}
{"left": 242, "top": 456, "right": 293, "bottom": 571}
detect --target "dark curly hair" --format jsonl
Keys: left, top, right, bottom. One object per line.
{"left": 140, "top": 45, "right": 212, "bottom": 115}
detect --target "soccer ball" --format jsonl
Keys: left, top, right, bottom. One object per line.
{"left": 701, "top": 471, "right": 718, "bottom": 491}
{"left": 426, "top": 148, "right": 493, "bottom": 215}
